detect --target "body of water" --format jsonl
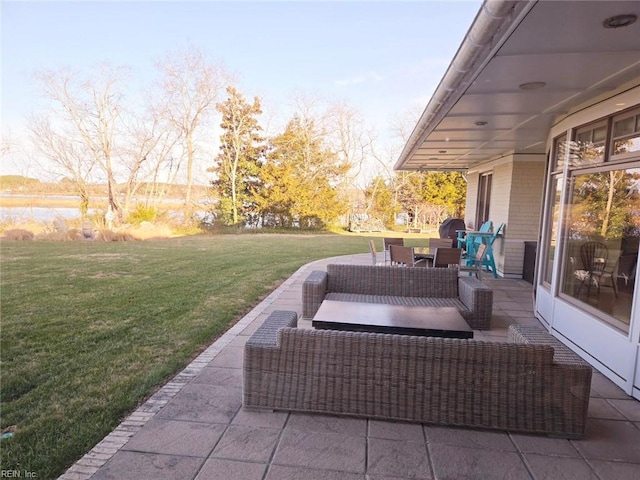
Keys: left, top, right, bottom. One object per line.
{"left": 0, "top": 205, "right": 208, "bottom": 224}
{"left": 0, "top": 194, "right": 210, "bottom": 224}
{"left": 0, "top": 194, "right": 94, "bottom": 223}
{"left": 0, "top": 206, "right": 94, "bottom": 223}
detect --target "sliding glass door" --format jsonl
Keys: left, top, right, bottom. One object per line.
{"left": 536, "top": 103, "right": 640, "bottom": 396}
{"left": 560, "top": 165, "right": 640, "bottom": 332}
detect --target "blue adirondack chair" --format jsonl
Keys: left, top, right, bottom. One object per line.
{"left": 462, "top": 222, "right": 503, "bottom": 278}
{"left": 457, "top": 220, "right": 492, "bottom": 250}
{"left": 460, "top": 220, "right": 492, "bottom": 254}
{"left": 480, "top": 223, "right": 504, "bottom": 277}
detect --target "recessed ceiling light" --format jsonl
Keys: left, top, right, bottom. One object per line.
{"left": 603, "top": 14, "right": 637, "bottom": 28}
{"left": 475, "top": 121, "right": 488, "bottom": 126}
{"left": 519, "top": 81, "right": 546, "bottom": 90}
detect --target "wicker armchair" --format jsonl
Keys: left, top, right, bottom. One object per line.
{"left": 243, "top": 311, "right": 592, "bottom": 438}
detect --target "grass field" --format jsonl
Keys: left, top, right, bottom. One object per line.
{"left": 0, "top": 232, "right": 407, "bottom": 479}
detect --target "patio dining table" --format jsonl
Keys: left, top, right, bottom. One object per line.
{"left": 412, "top": 246, "right": 434, "bottom": 263}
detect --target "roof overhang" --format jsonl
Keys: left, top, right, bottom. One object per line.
{"left": 395, "top": 0, "right": 640, "bottom": 172}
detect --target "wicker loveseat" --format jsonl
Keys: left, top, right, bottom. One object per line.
{"left": 303, "top": 264, "right": 493, "bottom": 330}
{"left": 243, "top": 311, "right": 593, "bottom": 438}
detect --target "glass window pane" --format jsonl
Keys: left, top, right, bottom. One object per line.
{"left": 574, "top": 125, "right": 606, "bottom": 166}
{"left": 593, "top": 126, "right": 607, "bottom": 143}
{"left": 577, "top": 131, "right": 591, "bottom": 143}
{"left": 543, "top": 176, "right": 562, "bottom": 285}
{"left": 475, "top": 173, "right": 492, "bottom": 227}
{"left": 613, "top": 135, "right": 640, "bottom": 156}
{"left": 553, "top": 135, "right": 567, "bottom": 170}
{"left": 612, "top": 112, "right": 640, "bottom": 158}
{"left": 560, "top": 168, "right": 640, "bottom": 332}
{"left": 614, "top": 117, "right": 635, "bottom": 137}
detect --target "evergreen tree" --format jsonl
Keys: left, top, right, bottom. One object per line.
{"left": 392, "top": 171, "right": 466, "bottom": 228}
{"left": 364, "top": 176, "right": 398, "bottom": 228}
{"left": 211, "top": 87, "right": 264, "bottom": 225}
{"left": 256, "top": 116, "right": 348, "bottom": 229}
{"left": 422, "top": 171, "right": 467, "bottom": 218}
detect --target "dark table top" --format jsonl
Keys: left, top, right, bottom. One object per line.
{"left": 312, "top": 300, "right": 473, "bottom": 339}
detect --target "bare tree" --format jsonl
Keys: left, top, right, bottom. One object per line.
{"left": 1, "top": 128, "right": 37, "bottom": 182}
{"left": 31, "top": 64, "right": 187, "bottom": 223}
{"left": 325, "top": 101, "right": 376, "bottom": 188}
{"left": 1, "top": 129, "right": 13, "bottom": 157}
{"left": 119, "top": 108, "right": 181, "bottom": 215}
{"left": 155, "top": 46, "right": 231, "bottom": 206}
{"left": 390, "top": 104, "right": 424, "bottom": 144}
{"left": 32, "top": 65, "right": 128, "bottom": 220}
{"left": 30, "top": 114, "right": 96, "bottom": 216}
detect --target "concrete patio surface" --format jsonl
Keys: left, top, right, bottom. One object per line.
{"left": 60, "top": 254, "right": 640, "bottom": 480}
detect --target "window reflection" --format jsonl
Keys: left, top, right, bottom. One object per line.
{"left": 553, "top": 134, "right": 567, "bottom": 171}
{"left": 561, "top": 167, "right": 640, "bottom": 331}
{"left": 612, "top": 111, "right": 640, "bottom": 158}
{"left": 574, "top": 124, "right": 606, "bottom": 166}
{"left": 543, "top": 176, "right": 562, "bottom": 285}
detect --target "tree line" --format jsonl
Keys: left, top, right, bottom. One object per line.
{"left": 3, "top": 46, "right": 466, "bottom": 230}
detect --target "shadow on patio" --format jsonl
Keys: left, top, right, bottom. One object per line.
{"left": 62, "top": 254, "right": 640, "bottom": 480}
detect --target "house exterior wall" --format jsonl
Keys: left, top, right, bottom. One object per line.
{"left": 464, "top": 156, "right": 545, "bottom": 278}
{"left": 504, "top": 158, "right": 546, "bottom": 277}
{"left": 491, "top": 162, "right": 513, "bottom": 276}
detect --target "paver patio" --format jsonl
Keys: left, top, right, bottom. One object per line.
{"left": 60, "top": 253, "right": 640, "bottom": 480}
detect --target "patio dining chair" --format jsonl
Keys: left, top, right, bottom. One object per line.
{"left": 368, "top": 240, "right": 385, "bottom": 266}
{"left": 382, "top": 237, "right": 404, "bottom": 264}
{"left": 432, "top": 247, "right": 462, "bottom": 268}
{"left": 389, "top": 245, "right": 428, "bottom": 267}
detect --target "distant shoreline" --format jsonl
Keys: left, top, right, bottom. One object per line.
{"left": 0, "top": 194, "right": 98, "bottom": 209}
{"left": 0, "top": 194, "right": 187, "bottom": 210}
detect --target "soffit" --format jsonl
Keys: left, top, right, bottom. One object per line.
{"left": 397, "top": 0, "right": 640, "bottom": 172}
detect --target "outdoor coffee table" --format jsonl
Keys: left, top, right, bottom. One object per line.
{"left": 312, "top": 300, "right": 473, "bottom": 339}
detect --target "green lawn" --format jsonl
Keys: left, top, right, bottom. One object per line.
{"left": 0, "top": 233, "right": 379, "bottom": 479}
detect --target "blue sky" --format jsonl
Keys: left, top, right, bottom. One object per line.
{"left": 1, "top": 0, "right": 482, "bottom": 177}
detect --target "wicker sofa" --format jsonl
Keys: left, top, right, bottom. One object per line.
{"left": 303, "top": 264, "right": 493, "bottom": 330}
{"left": 243, "top": 311, "right": 593, "bottom": 438}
